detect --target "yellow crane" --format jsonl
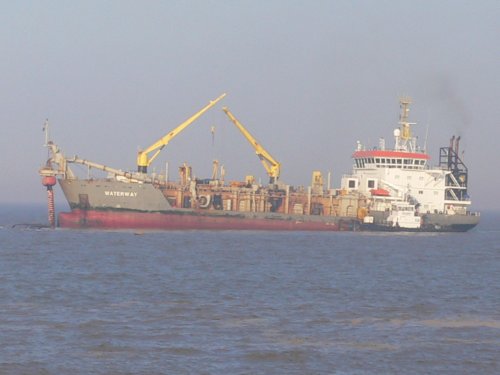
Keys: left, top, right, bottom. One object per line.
{"left": 222, "top": 107, "right": 281, "bottom": 184}
{"left": 137, "top": 93, "right": 226, "bottom": 173}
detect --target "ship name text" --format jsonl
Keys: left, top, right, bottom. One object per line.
{"left": 104, "top": 191, "right": 138, "bottom": 197}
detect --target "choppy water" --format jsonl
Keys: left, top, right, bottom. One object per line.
{"left": 0, "top": 204, "right": 499, "bottom": 374}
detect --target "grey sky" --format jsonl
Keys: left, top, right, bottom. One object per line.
{"left": 1, "top": 1, "right": 498, "bottom": 210}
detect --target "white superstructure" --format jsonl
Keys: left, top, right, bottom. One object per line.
{"left": 341, "top": 98, "right": 471, "bottom": 216}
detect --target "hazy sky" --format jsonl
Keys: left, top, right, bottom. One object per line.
{"left": 1, "top": 1, "right": 498, "bottom": 210}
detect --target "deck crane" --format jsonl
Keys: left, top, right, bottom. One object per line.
{"left": 137, "top": 93, "right": 226, "bottom": 173}
{"left": 222, "top": 107, "right": 281, "bottom": 184}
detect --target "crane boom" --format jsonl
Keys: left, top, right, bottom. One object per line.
{"left": 222, "top": 107, "right": 281, "bottom": 184}
{"left": 137, "top": 93, "right": 226, "bottom": 173}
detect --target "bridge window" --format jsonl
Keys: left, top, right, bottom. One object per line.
{"left": 368, "top": 180, "right": 375, "bottom": 188}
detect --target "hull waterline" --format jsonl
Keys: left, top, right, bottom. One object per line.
{"left": 58, "top": 209, "right": 361, "bottom": 231}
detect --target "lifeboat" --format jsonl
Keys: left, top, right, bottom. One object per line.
{"left": 370, "top": 188, "right": 390, "bottom": 197}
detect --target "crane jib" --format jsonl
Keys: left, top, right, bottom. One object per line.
{"left": 136, "top": 93, "right": 227, "bottom": 173}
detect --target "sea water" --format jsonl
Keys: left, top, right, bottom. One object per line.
{"left": 0, "top": 204, "right": 498, "bottom": 374}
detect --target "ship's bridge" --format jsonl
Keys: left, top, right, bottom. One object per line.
{"left": 352, "top": 150, "right": 430, "bottom": 170}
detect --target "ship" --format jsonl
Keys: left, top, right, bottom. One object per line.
{"left": 39, "top": 94, "right": 479, "bottom": 232}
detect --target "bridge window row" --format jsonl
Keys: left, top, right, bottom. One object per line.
{"left": 355, "top": 158, "right": 426, "bottom": 169}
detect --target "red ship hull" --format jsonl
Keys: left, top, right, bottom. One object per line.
{"left": 58, "top": 209, "right": 357, "bottom": 231}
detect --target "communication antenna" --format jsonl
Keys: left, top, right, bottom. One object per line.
{"left": 43, "top": 119, "right": 50, "bottom": 147}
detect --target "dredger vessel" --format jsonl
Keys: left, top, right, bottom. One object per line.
{"left": 39, "top": 94, "right": 479, "bottom": 232}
